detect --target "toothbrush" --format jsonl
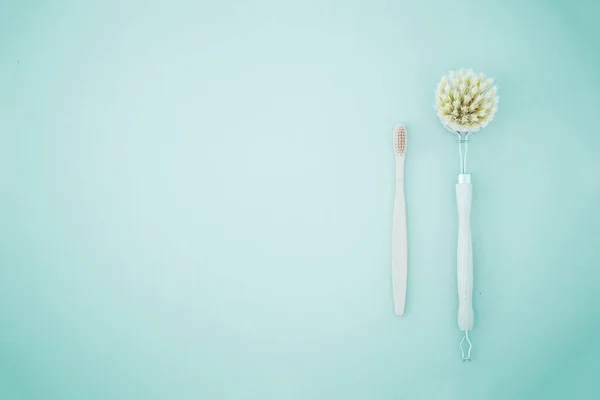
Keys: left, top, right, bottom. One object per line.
{"left": 392, "top": 124, "right": 408, "bottom": 316}
{"left": 435, "top": 69, "right": 499, "bottom": 360}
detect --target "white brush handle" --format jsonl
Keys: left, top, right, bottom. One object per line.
{"left": 456, "top": 177, "right": 474, "bottom": 331}
{"left": 392, "top": 158, "right": 407, "bottom": 316}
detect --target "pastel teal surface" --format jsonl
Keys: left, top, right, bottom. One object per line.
{"left": 1, "top": 0, "right": 599, "bottom": 399}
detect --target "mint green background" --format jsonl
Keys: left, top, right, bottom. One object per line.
{"left": 1, "top": 0, "right": 599, "bottom": 399}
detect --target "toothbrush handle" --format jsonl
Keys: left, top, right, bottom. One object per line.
{"left": 392, "top": 173, "right": 407, "bottom": 316}
{"left": 456, "top": 178, "right": 474, "bottom": 331}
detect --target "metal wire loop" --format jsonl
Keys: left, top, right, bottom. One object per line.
{"left": 460, "top": 331, "right": 472, "bottom": 361}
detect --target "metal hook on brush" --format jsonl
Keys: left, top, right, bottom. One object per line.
{"left": 460, "top": 331, "right": 472, "bottom": 361}
{"left": 456, "top": 132, "right": 471, "bottom": 174}
{"left": 443, "top": 126, "right": 472, "bottom": 174}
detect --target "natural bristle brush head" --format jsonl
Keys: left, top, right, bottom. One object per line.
{"left": 435, "top": 69, "right": 499, "bottom": 133}
{"left": 394, "top": 124, "right": 407, "bottom": 155}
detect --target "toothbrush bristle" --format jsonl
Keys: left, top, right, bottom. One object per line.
{"left": 394, "top": 124, "right": 406, "bottom": 155}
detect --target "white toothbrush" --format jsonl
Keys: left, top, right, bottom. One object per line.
{"left": 392, "top": 124, "right": 408, "bottom": 316}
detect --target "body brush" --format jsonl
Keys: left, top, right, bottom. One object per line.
{"left": 434, "top": 69, "right": 499, "bottom": 361}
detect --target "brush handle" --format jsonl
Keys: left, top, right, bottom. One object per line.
{"left": 456, "top": 177, "right": 474, "bottom": 331}
{"left": 392, "top": 158, "right": 407, "bottom": 316}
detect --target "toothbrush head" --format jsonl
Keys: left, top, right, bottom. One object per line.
{"left": 435, "top": 69, "right": 499, "bottom": 133}
{"left": 394, "top": 124, "right": 407, "bottom": 156}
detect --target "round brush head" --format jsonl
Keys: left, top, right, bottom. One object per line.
{"left": 435, "top": 69, "right": 499, "bottom": 133}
